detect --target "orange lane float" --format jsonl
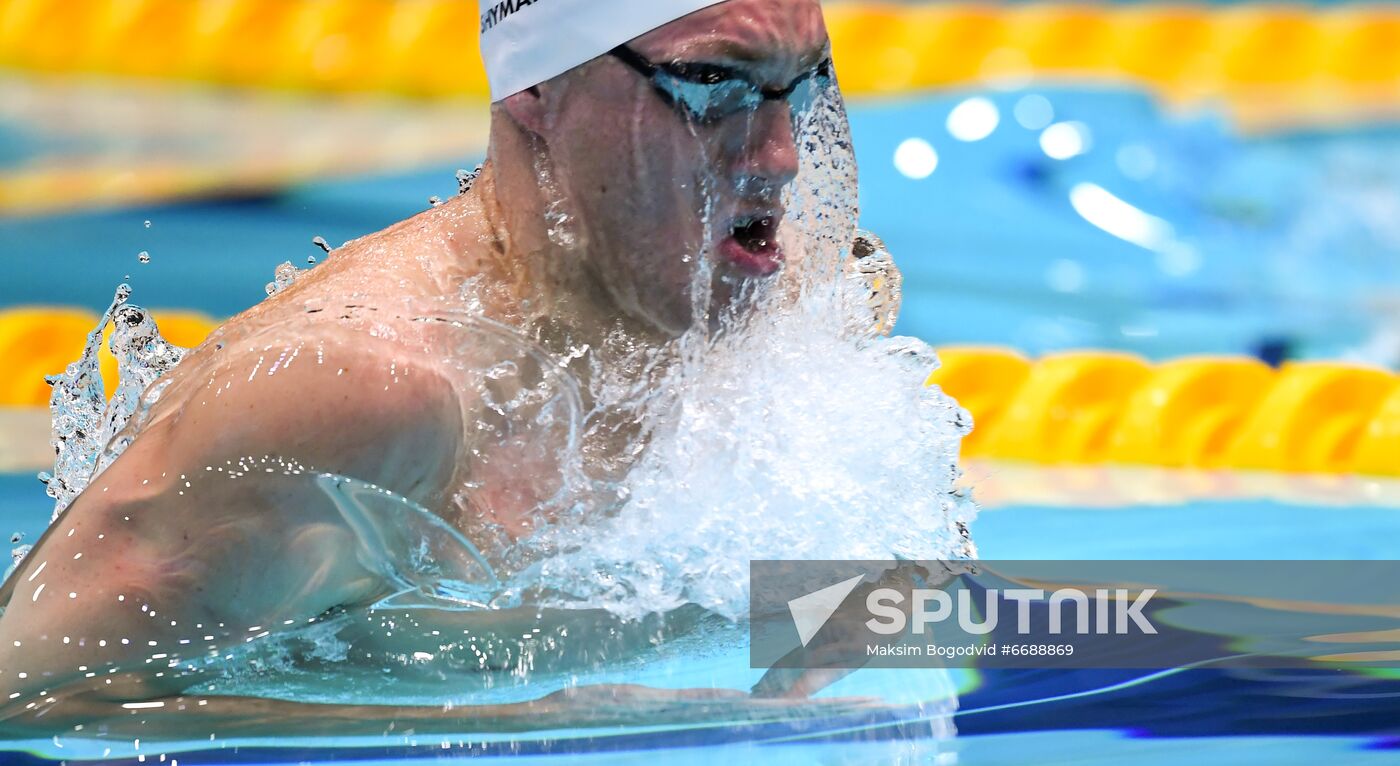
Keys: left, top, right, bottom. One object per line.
{"left": 927, "top": 348, "right": 1399, "bottom": 477}
{"left": 0, "top": 307, "right": 220, "bottom": 404}
{"left": 2, "top": 1, "right": 1398, "bottom": 113}
{"left": 4, "top": 1, "right": 1398, "bottom": 213}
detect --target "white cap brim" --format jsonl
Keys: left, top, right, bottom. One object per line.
{"left": 479, "top": 0, "right": 730, "bottom": 102}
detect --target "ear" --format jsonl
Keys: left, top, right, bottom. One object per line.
{"left": 500, "top": 85, "right": 550, "bottom": 138}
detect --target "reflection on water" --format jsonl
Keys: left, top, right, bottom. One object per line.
{"left": 854, "top": 87, "right": 1400, "bottom": 364}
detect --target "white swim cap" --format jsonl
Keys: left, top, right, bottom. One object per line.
{"left": 479, "top": 0, "right": 729, "bottom": 102}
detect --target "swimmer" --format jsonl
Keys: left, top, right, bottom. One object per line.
{"left": 0, "top": 0, "right": 867, "bottom": 736}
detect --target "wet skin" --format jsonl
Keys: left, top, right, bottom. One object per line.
{"left": 0, "top": 0, "right": 846, "bottom": 737}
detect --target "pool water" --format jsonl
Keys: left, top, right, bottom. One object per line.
{"left": 3, "top": 472, "right": 1400, "bottom": 762}
{"left": 853, "top": 88, "right": 1400, "bottom": 364}
{"left": 6, "top": 87, "right": 1399, "bottom": 364}
{"left": 3, "top": 84, "right": 1400, "bottom": 762}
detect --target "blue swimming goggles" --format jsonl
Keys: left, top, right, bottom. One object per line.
{"left": 609, "top": 45, "right": 835, "bottom": 127}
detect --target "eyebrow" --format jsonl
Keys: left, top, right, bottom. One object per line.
{"left": 672, "top": 39, "right": 829, "bottom": 70}
{"left": 704, "top": 40, "right": 766, "bottom": 63}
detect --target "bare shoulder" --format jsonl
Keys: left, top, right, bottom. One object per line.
{"left": 0, "top": 321, "right": 470, "bottom": 702}
{"left": 140, "top": 315, "right": 469, "bottom": 507}
{"left": 256, "top": 194, "right": 486, "bottom": 309}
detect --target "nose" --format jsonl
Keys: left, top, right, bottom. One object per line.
{"left": 728, "top": 100, "right": 801, "bottom": 192}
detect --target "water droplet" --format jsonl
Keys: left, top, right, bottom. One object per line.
{"left": 264, "top": 262, "right": 302, "bottom": 297}
{"left": 39, "top": 285, "right": 188, "bottom": 518}
{"left": 9, "top": 544, "right": 32, "bottom": 570}
{"left": 485, "top": 361, "right": 519, "bottom": 380}
{"left": 143, "top": 220, "right": 152, "bottom": 229}
{"left": 137, "top": 251, "right": 150, "bottom": 264}
{"left": 428, "top": 196, "right": 443, "bottom": 208}
{"left": 311, "top": 236, "right": 331, "bottom": 254}
{"left": 307, "top": 256, "right": 317, "bottom": 265}
{"left": 456, "top": 165, "right": 482, "bottom": 195}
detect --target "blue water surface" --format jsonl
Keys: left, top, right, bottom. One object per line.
{"left": 5, "top": 87, "right": 1399, "bottom": 365}
{"left": 4, "top": 466, "right": 1400, "bottom": 763}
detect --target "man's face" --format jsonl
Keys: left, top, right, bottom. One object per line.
{"left": 532, "top": 0, "right": 831, "bottom": 335}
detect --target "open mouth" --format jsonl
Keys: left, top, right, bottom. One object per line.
{"left": 720, "top": 215, "right": 784, "bottom": 278}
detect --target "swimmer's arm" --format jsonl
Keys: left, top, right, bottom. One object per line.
{"left": 329, "top": 604, "right": 714, "bottom": 675}
{"left": 0, "top": 472, "right": 383, "bottom": 726}
{"left": 0, "top": 343, "right": 463, "bottom": 718}
{"left": 0, "top": 591, "right": 860, "bottom": 739}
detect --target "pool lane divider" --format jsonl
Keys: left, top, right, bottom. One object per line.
{"left": 3, "top": 1, "right": 1397, "bottom": 214}
{"left": 0, "top": 307, "right": 1395, "bottom": 478}
{"left": 0, "top": 1, "right": 1396, "bottom": 112}
{"left": 928, "top": 347, "right": 1400, "bottom": 478}
{"left": 0, "top": 306, "right": 220, "bottom": 403}
{"left": 821, "top": 2, "right": 1400, "bottom": 129}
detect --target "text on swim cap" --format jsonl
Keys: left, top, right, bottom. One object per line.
{"left": 481, "top": 0, "right": 540, "bottom": 34}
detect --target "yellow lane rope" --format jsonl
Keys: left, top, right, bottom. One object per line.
{"left": 928, "top": 347, "right": 1399, "bottom": 477}
{"left": 0, "top": 307, "right": 220, "bottom": 403}
{"left": 0, "top": 0, "right": 489, "bottom": 97}
{"left": 826, "top": 5, "right": 1398, "bottom": 98}
{"left": 2, "top": 2, "right": 1396, "bottom": 213}
{"left": 1, "top": 1, "right": 1396, "bottom": 113}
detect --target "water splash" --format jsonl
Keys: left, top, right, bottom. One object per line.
{"left": 847, "top": 231, "right": 903, "bottom": 337}
{"left": 491, "top": 84, "right": 977, "bottom": 621}
{"left": 505, "top": 306, "right": 974, "bottom": 621}
{"left": 457, "top": 165, "right": 483, "bottom": 195}
{"left": 38, "top": 287, "right": 190, "bottom": 522}
{"left": 264, "top": 261, "right": 303, "bottom": 297}
{"left": 90, "top": 303, "right": 190, "bottom": 480}
{"left": 38, "top": 287, "right": 123, "bottom": 516}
